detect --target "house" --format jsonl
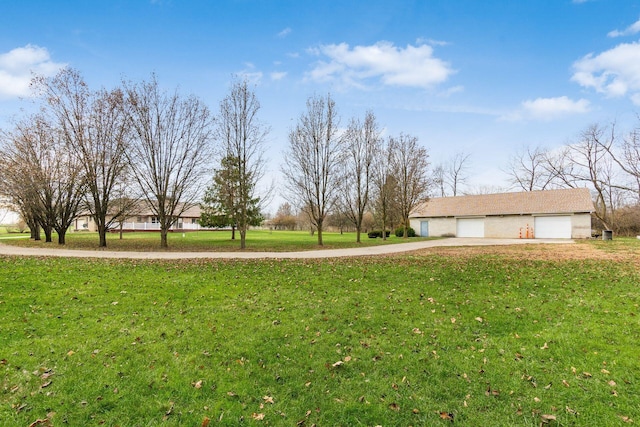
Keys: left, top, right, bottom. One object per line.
{"left": 73, "top": 203, "right": 206, "bottom": 232}
{"left": 409, "top": 188, "right": 594, "bottom": 239}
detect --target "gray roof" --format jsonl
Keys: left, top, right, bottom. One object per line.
{"left": 410, "top": 188, "right": 594, "bottom": 218}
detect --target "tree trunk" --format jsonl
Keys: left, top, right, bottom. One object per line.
{"left": 240, "top": 229, "right": 246, "bottom": 250}
{"left": 119, "top": 222, "right": 124, "bottom": 240}
{"left": 231, "top": 225, "right": 236, "bottom": 240}
{"left": 43, "top": 225, "right": 53, "bottom": 243}
{"left": 98, "top": 224, "right": 107, "bottom": 247}
{"left": 31, "top": 222, "right": 41, "bottom": 241}
{"left": 56, "top": 229, "right": 66, "bottom": 245}
{"left": 317, "top": 220, "right": 324, "bottom": 246}
{"left": 160, "top": 227, "right": 169, "bottom": 248}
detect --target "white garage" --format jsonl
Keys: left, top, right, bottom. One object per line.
{"left": 534, "top": 216, "right": 572, "bottom": 239}
{"left": 456, "top": 218, "right": 485, "bottom": 238}
{"left": 409, "top": 188, "right": 594, "bottom": 239}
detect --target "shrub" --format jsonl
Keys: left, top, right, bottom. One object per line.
{"left": 367, "top": 230, "right": 391, "bottom": 238}
{"left": 395, "top": 226, "right": 416, "bottom": 237}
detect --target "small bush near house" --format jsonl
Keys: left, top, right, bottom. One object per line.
{"left": 367, "top": 230, "right": 391, "bottom": 238}
{"left": 395, "top": 226, "right": 416, "bottom": 237}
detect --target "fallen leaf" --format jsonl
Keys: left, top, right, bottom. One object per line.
{"left": 66, "top": 351, "right": 75, "bottom": 357}
{"left": 412, "top": 328, "right": 422, "bottom": 334}
{"left": 582, "top": 371, "right": 592, "bottom": 378}
{"left": 541, "top": 414, "right": 557, "bottom": 423}
{"left": 439, "top": 411, "right": 454, "bottom": 421}
{"left": 608, "top": 380, "right": 617, "bottom": 387}
{"left": 263, "top": 395, "right": 274, "bottom": 404}
{"left": 41, "top": 381, "right": 52, "bottom": 388}
{"left": 534, "top": 397, "right": 541, "bottom": 403}
{"left": 451, "top": 317, "right": 456, "bottom": 324}
{"left": 27, "top": 419, "right": 51, "bottom": 427}
{"left": 201, "top": 417, "right": 210, "bottom": 427}
{"left": 562, "top": 380, "right": 570, "bottom": 387}
{"left": 332, "top": 360, "right": 344, "bottom": 368}
{"left": 475, "top": 317, "right": 483, "bottom": 323}
{"left": 252, "top": 413, "right": 265, "bottom": 420}
{"left": 485, "top": 387, "right": 499, "bottom": 396}
{"left": 619, "top": 415, "right": 634, "bottom": 423}
{"left": 194, "top": 380, "right": 203, "bottom": 389}
{"left": 566, "top": 406, "right": 578, "bottom": 415}
{"left": 389, "top": 403, "right": 400, "bottom": 411}
{"left": 601, "top": 369, "right": 610, "bottom": 374}
{"left": 344, "top": 356, "right": 352, "bottom": 362}
{"left": 540, "top": 342, "right": 549, "bottom": 350}
{"left": 412, "top": 408, "right": 420, "bottom": 414}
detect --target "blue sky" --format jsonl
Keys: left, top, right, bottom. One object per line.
{"left": 2, "top": 0, "right": 640, "bottom": 213}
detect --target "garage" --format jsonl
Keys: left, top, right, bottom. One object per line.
{"left": 456, "top": 218, "right": 485, "bottom": 238}
{"left": 534, "top": 216, "right": 572, "bottom": 239}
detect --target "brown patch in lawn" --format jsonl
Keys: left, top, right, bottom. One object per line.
{"left": 408, "top": 242, "right": 640, "bottom": 265}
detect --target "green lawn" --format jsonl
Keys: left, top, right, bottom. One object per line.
{"left": 1, "top": 242, "right": 639, "bottom": 426}
{"left": 0, "top": 229, "right": 430, "bottom": 252}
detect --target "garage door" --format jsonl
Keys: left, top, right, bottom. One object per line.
{"left": 456, "top": 218, "right": 485, "bottom": 237}
{"left": 534, "top": 216, "right": 571, "bottom": 239}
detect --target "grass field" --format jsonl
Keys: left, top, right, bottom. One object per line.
{"left": 0, "top": 229, "right": 428, "bottom": 252}
{"left": 1, "top": 240, "right": 639, "bottom": 426}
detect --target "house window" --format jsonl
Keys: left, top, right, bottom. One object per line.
{"left": 151, "top": 217, "right": 158, "bottom": 224}
{"left": 192, "top": 218, "right": 197, "bottom": 224}
{"left": 137, "top": 216, "right": 143, "bottom": 222}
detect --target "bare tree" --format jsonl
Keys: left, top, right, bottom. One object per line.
{"left": 432, "top": 152, "right": 472, "bottom": 196}
{"left": 506, "top": 145, "right": 556, "bottom": 191}
{"left": 339, "top": 110, "right": 381, "bottom": 242}
{"left": 33, "top": 68, "right": 136, "bottom": 247}
{"left": 206, "top": 79, "right": 270, "bottom": 249}
{"left": 3, "top": 115, "right": 85, "bottom": 244}
{"left": 371, "top": 137, "right": 398, "bottom": 240}
{"left": 597, "top": 121, "right": 640, "bottom": 204}
{"left": 124, "top": 75, "right": 214, "bottom": 248}
{"left": 431, "top": 163, "right": 446, "bottom": 197}
{"left": 0, "top": 126, "right": 42, "bottom": 239}
{"left": 282, "top": 94, "right": 342, "bottom": 246}
{"left": 547, "top": 124, "right": 624, "bottom": 230}
{"left": 446, "top": 152, "right": 471, "bottom": 196}
{"left": 389, "top": 133, "right": 430, "bottom": 238}
{"left": 272, "top": 202, "right": 297, "bottom": 230}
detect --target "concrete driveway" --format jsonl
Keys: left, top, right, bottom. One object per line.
{"left": 0, "top": 238, "right": 574, "bottom": 260}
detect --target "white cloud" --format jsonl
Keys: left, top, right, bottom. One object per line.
{"left": 0, "top": 44, "right": 66, "bottom": 99}
{"left": 571, "top": 41, "right": 640, "bottom": 104}
{"left": 608, "top": 18, "right": 640, "bottom": 37}
{"left": 522, "top": 96, "right": 590, "bottom": 118}
{"left": 270, "top": 71, "right": 287, "bottom": 81}
{"left": 306, "top": 41, "right": 454, "bottom": 89}
{"left": 277, "top": 27, "right": 292, "bottom": 38}
{"left": 501, "top": 96, "right": 590, "bottom": 121}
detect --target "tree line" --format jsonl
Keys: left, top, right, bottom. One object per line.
{"left": 0, "top": 68, "right": 432, "bottom": 248}
{"left": 505, "top": 122, "right": 640, "bottom": 235}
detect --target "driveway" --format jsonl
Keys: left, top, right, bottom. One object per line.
{"left": 0, "top": 238, "right": 574, "bottom": 259}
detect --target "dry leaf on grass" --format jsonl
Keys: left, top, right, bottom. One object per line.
{"left": 439, "top": 411, "right": 454, "bottom": 421}
{"left": 541, "top": 414, "right": 556, "bottom": 423}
